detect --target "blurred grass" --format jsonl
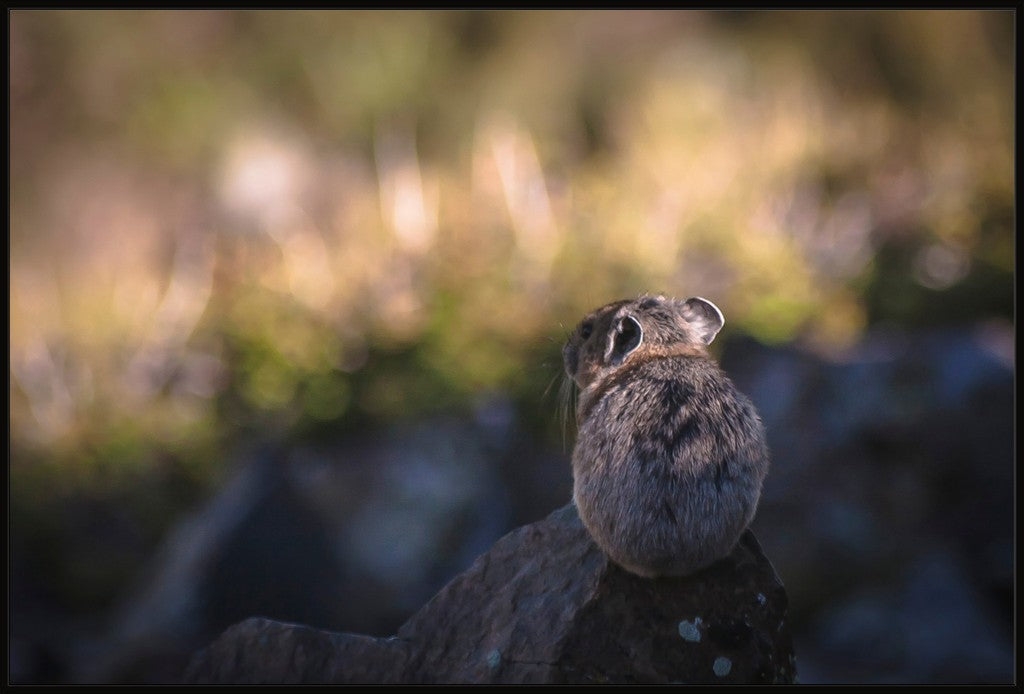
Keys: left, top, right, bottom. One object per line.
{"left": 9, "top": 10, "right": 1014, "bottom": 613}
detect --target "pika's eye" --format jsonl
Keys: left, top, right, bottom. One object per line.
{"left": 580, "top": 322, "right": 593, "bottom": 339}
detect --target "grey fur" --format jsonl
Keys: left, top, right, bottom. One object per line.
{"left": 563, "top": 294, "right": 769, "bottom": 578}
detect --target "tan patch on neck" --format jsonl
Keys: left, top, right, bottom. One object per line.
{"left": 638, "top": 343, "right": 707, "bottom": 360}
{"left": 576, "top": 344, "right": 707, "bottom": 424}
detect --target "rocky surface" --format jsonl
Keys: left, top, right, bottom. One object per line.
{"left": 183, "top": 619, "right": 411, "bottom": 685}
{"left": 185, "top": 504, "right": 796, "bottom": 684}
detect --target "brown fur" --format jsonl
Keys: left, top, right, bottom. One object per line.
{"left": 563, "top": 294, "right": 769, "bottom": 577}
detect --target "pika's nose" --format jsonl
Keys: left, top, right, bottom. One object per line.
{"left": 563, "top": 343, "right": 578, "bottom": 377}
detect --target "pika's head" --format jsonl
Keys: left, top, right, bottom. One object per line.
{"left": 562, "top": 294, "right": 724, "bottom": 390}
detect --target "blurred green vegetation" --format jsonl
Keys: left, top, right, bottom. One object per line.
{"left": 9, "top": 10, "right": 1014, "bottom": 612}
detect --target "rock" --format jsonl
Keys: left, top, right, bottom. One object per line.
{"left": 185, "top": 504, "right": 796, "bottom": 684}
{"left": 182, "top": 618, "right": 411, "bottom": 685}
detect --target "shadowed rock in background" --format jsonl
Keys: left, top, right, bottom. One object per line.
{"left": 184, "top": 504, "right": 796, "bottom": 684}
{"left": 69, "top": 419, "right": 516, "bottom": 684}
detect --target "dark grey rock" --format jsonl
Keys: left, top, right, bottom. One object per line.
{"left": 184, "top": 618, "right": 411, "bottom": 685}
{"left": 185, "top": 503, "right": 796, "bottom": 684}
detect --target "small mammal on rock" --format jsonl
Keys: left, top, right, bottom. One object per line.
{"left": 563, "top": 294, "right": 769, "bottom": 578}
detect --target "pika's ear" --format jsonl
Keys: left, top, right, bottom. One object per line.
{"left": 605, "top": 314, "right": 643, "bottom": 366}
{"left": 681, "top": 297, "right": 724, "bottom": 345}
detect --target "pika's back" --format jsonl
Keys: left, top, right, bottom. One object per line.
{"left": 563, "top": 293, "right": 769, "bottom": 578}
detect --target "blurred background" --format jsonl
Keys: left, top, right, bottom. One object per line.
{"left": 8, "top": 9, "right": 1014, "bottom": 684}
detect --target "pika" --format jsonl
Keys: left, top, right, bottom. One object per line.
{"left": 563, "top": 294, "right": 769, "bottom": 578}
